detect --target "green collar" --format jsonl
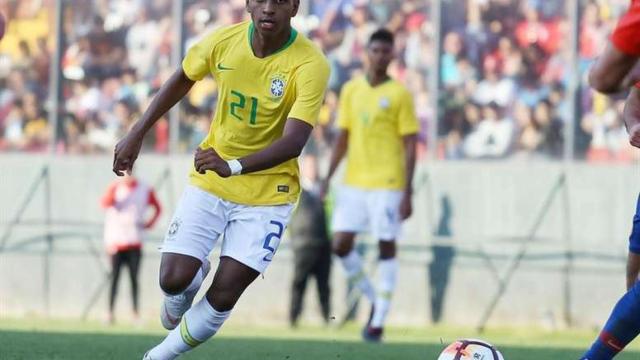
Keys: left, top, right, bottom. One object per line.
{"left": 248, "top": 22, "right": 298, "bottom": 58}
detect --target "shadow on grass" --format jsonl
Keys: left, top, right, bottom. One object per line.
{"left": 1, "top": 330, "right": 639, "bottom": 360}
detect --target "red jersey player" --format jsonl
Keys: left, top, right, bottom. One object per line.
{"left": 582, "top": 2, "right": 640, "bottom": 359}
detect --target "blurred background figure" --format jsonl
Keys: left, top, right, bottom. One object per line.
{"left": 101, "top": 172, "right": 161, "bottom": 324}
{"left": 288, "top": 151, "right": 332, "bottom": 328}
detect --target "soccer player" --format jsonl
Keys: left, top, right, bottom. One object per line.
{"left": 112, "top": 1, "right": 329, "bottom": 359}
{"left": 320, "top": 29, "right": 419, "bottom": 342}
{"left": 582, "top": 1, "right": 640, "bottom": 359}
{"left": 101, "top": 172, "right": 162, "bottom": 325}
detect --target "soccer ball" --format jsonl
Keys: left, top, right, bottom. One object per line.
{"left": 437, "top": 339, "right": 505, "bottom": 360}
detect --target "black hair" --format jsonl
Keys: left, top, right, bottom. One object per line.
{"left": 368, "top": 28, "right": 394, "bottom": 47}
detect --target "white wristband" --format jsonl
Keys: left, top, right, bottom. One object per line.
{"left": 227, "top": 159, "right": 243, "bottom": 176}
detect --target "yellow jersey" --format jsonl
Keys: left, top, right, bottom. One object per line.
{"left": 337, "top": 76, "right": 419, "bottom": 190}
{"left": 182, "top": 21, "right": 330, "bottom": 205}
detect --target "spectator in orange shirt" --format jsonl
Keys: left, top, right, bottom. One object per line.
{"left": 101, "top": 172, "right": 161, "bottom": 324}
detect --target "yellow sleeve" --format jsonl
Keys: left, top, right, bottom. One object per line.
{"left": 182, "top": 30, "right": 221, "bottom": 81}
{"left": 288, "top": 56, "right": 330, "bottom": 126}
{"left": 397, "top": 88, "right": 420, "bottom": 136}
{"left": 335, "top": 82, "right": 352, "bottom": 130}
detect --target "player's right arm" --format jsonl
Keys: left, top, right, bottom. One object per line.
{"left": 112, "top": 69, "right": 195, "bottom": 176}
{"left": 589, "top": 43, "right": 639, "bottom": 94}
{"left": 320, "top": 82, "right": 352, "bottom": 200}
{"left": 589, "top": 1, "right": 640, "bottom": 94}
{"left": 623, "top": 87, "right": 640, "bottom": 147}
{"left": 320, "top": 129, "right": 348, "bottom": 200}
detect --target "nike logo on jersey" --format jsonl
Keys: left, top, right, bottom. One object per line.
{"left": 217, "top": 63, "right": 235, "bottom": 71}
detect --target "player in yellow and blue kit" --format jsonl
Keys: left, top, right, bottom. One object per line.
{"left": 321, "top": 28, "right": 419, "bottom": 342}
{"left": 112, "top": 1, "right": 329, "bottom": 359}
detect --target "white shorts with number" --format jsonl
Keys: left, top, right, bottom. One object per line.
{"left": 161, "top": 185, "right": 294, "bottom": 273}
{"left": 331, "top": 185, "right": 403, "bottom": 241}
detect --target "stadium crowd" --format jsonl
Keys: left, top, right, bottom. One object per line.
{"left": 0, "top": 0, "right": 637, "bottom": 162}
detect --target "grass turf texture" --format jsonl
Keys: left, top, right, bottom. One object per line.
{"left": 2, "top": 318, "right": 640, "bottom": 359}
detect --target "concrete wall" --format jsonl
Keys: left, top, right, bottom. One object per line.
{"left": 0, "top": 154, "right": 637, "bottom": 329}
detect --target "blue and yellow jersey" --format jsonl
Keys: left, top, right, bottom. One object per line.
{"left": 182, "top": 21, "right": 330, "bottom": 205}
{"left": 337, "top": 76, "right": 419, "bottom": 190}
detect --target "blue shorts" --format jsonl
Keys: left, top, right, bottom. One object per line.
{"left": 630, "top": 194, "right": 640, "bottom": 254}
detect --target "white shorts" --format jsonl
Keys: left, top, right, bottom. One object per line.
{"left": 331, "top": 185, "right": 403, "bottom": 241}
{"left": 161, "top": 185, "right": 294, "bottom": 273}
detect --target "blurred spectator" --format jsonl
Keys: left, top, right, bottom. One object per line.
{"left": 56, "top": 0, "right": 174, "bottom": 153}
{"left": 1, "top": 0, "right": 636, "bottom": 162}
{"left": 438, "top": 0, "right": 571, "bottom": 160}
{"left": 288, "top": 155, "right": 332, "bottom": 327}
{"left": 101, "top": 172, "right": 161, "bottom": 325}
{"left": 0, "top": 0, "right": 52, "bottom": 152}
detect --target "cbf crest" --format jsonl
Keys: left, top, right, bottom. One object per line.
{"left": 270, "top": 74, "right": 287, "bottom": 99}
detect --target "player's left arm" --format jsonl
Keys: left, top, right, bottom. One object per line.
{"left": 398, "top": 89, "right": 420, "bottom": 221}
{"left": 400, "top": 134, "right": 417, "bottom": 220}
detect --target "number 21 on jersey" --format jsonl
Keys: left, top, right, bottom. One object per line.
{"left": 229, "top": 90, "right": 259, "bottom": 125}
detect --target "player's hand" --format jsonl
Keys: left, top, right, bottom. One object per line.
{"left": 399, "top": 190, "right": 413, "bottom": 220}
{"left": 113, "top": 131, "right": 143, "bottom": 176}
{"left": 194, "top": 147, "right": 231, "bottom": 178}
{"left": 629, "top": 123, "right": 640, "bottom": 148}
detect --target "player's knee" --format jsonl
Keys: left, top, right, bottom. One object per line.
{"left": 158, "top": 271, "right": 190, "bottom": 295}
{"left": 378, "top": 241, "right": 396, "bottom": 259}
{"left": 333, "top": 240, "right": 353, "bottom": 257}
{"left": 206, "top": 290, "right": 237, "bottom": 312}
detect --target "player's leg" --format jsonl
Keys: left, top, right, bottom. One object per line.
{"left": 156, "top": 185, "right": 226, "bottom": 330}
{"left": 314, "top": 243, "right": 332, "bottom": 324}
{"left": 126, "top": 248, "right": 142, "bottom": 318}
{"left": 146, "top": 257, "right": 259, "bottom": 360}
{"left": 363, "top": 190, "right": 403, "bottom": 342}
{"left": 581, "top": 281, "right": 640, "bottom": 360}
{"left": 290, "top": 250, "right": 314, "bottom": 327}
{"left": 108, "top": 251, "right": 124, "bottom": 324}
{"left": 627, "top": 252, "right": 640, "bottom": 290}
{"left": 581, "top": 194, "right": 640, "bottom": 359}
{"left": 626, "top": 194, "right": 640, "bottom": 289}
{"left": 145, "top": 201, "right": 294, "bottom": 360}
{"left": 364, "top": 240, "right": 397, "bottom": 341}
{"left": 332, "top": 186, "right": 375, "bottom": 302}
{"left": 333, "top": 232, "right": 375, "bottom": 302}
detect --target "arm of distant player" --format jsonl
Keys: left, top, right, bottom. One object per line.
{"left": 194, "top": 118, "right": 313, "bottom": 177}
{"left": 112, "top": 69, "right": 195, "bottom": 176}
{"left": 624, "top": 87, "right": 640, "bottom": 147}
{"left": 589, "top": 43, "right": 639, "bottom": 94}
{"left": 399, "top": 134, "right": 417, "bottom": 220}
{"left": 319, "top": 129, "right": 348, "bottom": 200}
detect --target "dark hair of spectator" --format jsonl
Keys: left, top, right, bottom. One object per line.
{"left": 369, "top": 28, "right": 394, "bottom": 47}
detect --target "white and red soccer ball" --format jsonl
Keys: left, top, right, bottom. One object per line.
{"left": 438, "top": 339, "right": 505, "bottom": 360}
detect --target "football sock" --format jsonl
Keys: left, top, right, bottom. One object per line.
{"left": 147, "top": 297, "right": 231, "bottom": 360}
{"left": 340, "top": 250, "right": 376, "bottom": 302}
{"left": 370, "top": 258, "right": 398, "bottom": 328}
{"left": 581, "top": 281, "right": 640, "bottom": 360}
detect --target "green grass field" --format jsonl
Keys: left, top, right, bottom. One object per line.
{"left": 2, "top": 318, "right": 640, "bottom": 359}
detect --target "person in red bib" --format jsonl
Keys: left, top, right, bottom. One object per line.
{"left": 101, "top": 173, "right": 161, "bottom": 324}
